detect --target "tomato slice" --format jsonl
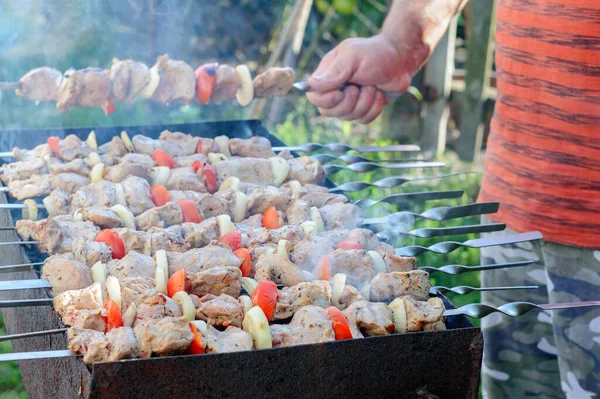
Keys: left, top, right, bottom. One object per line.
{"left": 326, "top": 306, "right": 353, "bottom": 340}
{"left": 195, "top": 63, "right": 217, "bottom": 104}
{"left": 96, "top": 229, "right": 126, "bottom": 259}
{"left": 167, "top": 268, "right": 186, "bottom": 298}
{"left": 316, "top": 255, "right": 331, "bottom": 281}
{"left": 219, "top": 230, "right": 241, "bottom": 251}
{"left": 189, "top": 322, "right": 205, "bottom": 355}
{"left": 234, "top": 248, "right": 251, "bottom": 277}
{"left": 191, "top": 160, "right": 203, "bottom": 172}
{"left": 335, "top": 240, "right": 362, "bottom": 250}
{"left": 195, "top": 162, "right": 217, "bottom": 194}
{"left": 195, "top": 141, "right": 203, "bottom": 154}
{"left": 101, "top": 99, "right": 116, "bottom": 116}
{"left": 48, "top": 136, "right": 60, "bottom": 158}
{"left": 262, "top": 206, "right": 280, "bottom": 229}
{"left": 177, "top": 199, "right": 202, "bottom": 223}
{"left": 251, "top": 280, "right": 278, "bottom": 321}
{"left": 150, "top": 184, "right": 170, "bottom": 207}
{"left": 104, "top": 298, "right": 123, "bottom": 332}
{"left": 152, "top": 149, "right": 177, "bottom": 169}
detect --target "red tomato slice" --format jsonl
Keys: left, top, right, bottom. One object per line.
{"left": 101, "top": 99, "right": 116, "bottom": 116}
{"left": 104, "top": 298, "right": 123, "bottom": 332}
{"left": 335, "top": 240, "right": 362, "bottom": 250}
{"left": 251, "top": 280, "right": 278, "bottom": 321}
{"left": 152, "top": 149, "right": 177, "bottom": 169}
{"left": 177, "top": 199, "right": 202, "bottom": 223}
{"left": 96, "top": 229, "right": 126, "bottom": 259}
{"left": 150, "top": 184, "right": 170, "bottom": 207}
{"left": 195, "top": 63, "right": 217, "bottom": 104}
{"left": 47, "top": 136, "right": 60, "bottom": 158}
{"left": 234, "top": 248, "right": 251, "bottom": 277}
{"left": 189, "top": 322, "right": 205, "bottom": 355}
{"left": 262, "top": 206, "right": 280, "bottom": 229}
{"left": 167, "top": 268, "right": 186, "bottom": 298}
{"left": 196, "top": 162, "right": 217, "bottom": 194}
{"left": 191, "top": 160, "right": 203, "bottom": 172}
{"left": 195, "top": 141, "right": 203, "bottom": 154}
{"left": 316, "top": 255, "right": 331, "bottom": 281}
{"left": 327, "top": 306, "right": 353, "bottom": 340}
{"left": 219, "top": 230, "right": 241, "bottom": 251}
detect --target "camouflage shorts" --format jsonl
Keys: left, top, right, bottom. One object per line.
{"left": 480, "top": 216, "right": 600, "bottom": 399}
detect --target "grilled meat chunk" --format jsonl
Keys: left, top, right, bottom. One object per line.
{"left": 274, "top": 281, "right": 332, "bottom": 320}
{"left": 214, "top": 157, "right": 274, "bottom": 186}
{"left": 167, "top": 245, "right": 242, "bottom": 275}
{"left": 106, "top": 327, "right": 140, "bottom": 360}
{"left": 337, "top": 284, "right": 364, "bottom": 311}
{"left": 402, "top": 296, "right": 446, "bottom": 332}
{"left": 62, "top": 308, "right": 107, "bottom": 331}
{"left": 287, "top": 156, "right": 325, "bottom": 185}
{"left": 166, "top": 167, "right": 206, "bottom": 192}
{"left": 151, "top": 55, "right": 196, "bottom": 104}
{"left": 68, "top": 328, "right": 110, "bottom": 364}
{"left": 57, "top": 68, "right": 112, "bottom": 112}
{"left": 103, "top": 162, "right": 148, "bottom": 182}
{"left": 271, "top": 306, "right": 335, "bottom": 347}
{"left": 17, "top": 67, "right": 63, "bottom": 101}
{"left": 107, "top": 251, "right": 156, "bottom": 280}
{"left": 253, "top": 67, "right": 295, "bottom": 97}
{"left": 205, "top": 326, "right": 253, "bottom": 353}
{"left": 99, "top": 136, "right": 128, "bottom": 157}
{"left": 8, "top": 173, "right": 88, "bottom": 200}
{"left": 0, "top": 158, "right": 46, "bottom": 182}
{"left": 53, "top": 283, "right": 104, "bottom": 317}
{"left": 57, "top": 135, "right": 94, "bottom": 161}
{"left": 11, "top": 143, "right": 51, "bottom": 162}
{"left": 134, "top": 316, "right": 194, "bottom": 358}
{"left": 120, "top": 277, "right": 156, "bottom": 312}
{"left": 120, "top": 153, "right": 155, "bottom": 167}
{"left": 136, "top": 202, "right": 183, "bottom": 231}
{"left": 246, "top": 185, "right": 292, "bottom": 215}
{"left": 195, "top": 294, "right": 244, "bottom": 328}
{"left": 187, "top": 266, "right": 242, "bottom": 297}
{"left": 381, "top": 253, "right": 417, "bottom": 272}
{"left": 41, "top": 256, "right": 92, "bottom": 296}
{"left": 72, "top": 237, "right": 112, "bottom": 266}
{"left": 44, "top": 189, "right": 70, "bottom": 216}
{"left": 135, "top": 294, "right": 182, "bottom": 324}
{"left": 80, "top": 207, "right": 122, "bottom": 229}
{"left": 343, "top": 300, "right": 394, "bottom": 337}
{"left": 301, "top": 192, "right": 348, "bottom": 208}
{"left": 368, "top": 270, "right": 432, "bottom": 302}
{"left": 254, "top": 253, "right": 304, "bottom": 287}
{"left": 71, "top": 180, "right": 117, "bottom": 210}
{"left": 110, "top": 59, "right": 151, "bottom": 103}
{"left": 211, "top": 64, "right": 240, "bottom": 102}
{"left": 247, "top": 225, "right": 305, "bottom": 246}
{"left": 319, "top": 203, "right": 362, "bottom": 230}
{"left": 195, "top": 137, "right": 220, "bottom": 155}
{"left": 290, "top": 235, "right": 334, "bottom": 271}
{"left": 174, "top": 153, "right": 208, "bottom": 168}
{"left": 329, "top": 249, "right": 375, "bottom": 287}
{"left": 285, "top": 200, "right": 310, "bottom": 225}
{"left": 198, "top": 193, "right": 230, "bottom": 218}
{"left": 121, "top": 175, "right": 154, "bottom": 215}
{"left": 48, "top": 158, "right": 91, "bottom": 176}
{"left": 17, "top": 215, "right": 99, "bottom": 254}
{"left": 229, "top": 136, "right": 275, "bottom": 158}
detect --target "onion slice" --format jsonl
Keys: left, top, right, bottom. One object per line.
{"left": 241, "top": 277, "right": 259, "bottom": 295}
{"left": 389, "top": 297, "right": 407, "bottom": 334}
{"left": 217, "top": 214, "right": 234, "bottom": 238}
{"left": 91, "top": 261, "right": 107, "bottom": 284}
{"left": 110, "top": 204, "right": 136, "bottom": 230}
{"left": 190, "top": 320, "right": 208, "bottom": 337}
{"left": 155, "top": 249, "right": 169, "bottom": 276}
{"left": 43, "top": 197, "right": 57, "bottom": 217}
{"left": 368, "top": 251, "right": 387, "bottom": 274}
{"left": 238, "top": 295, "right": 253, "bottom": 314}
{"left": 242, "top": 306, "right": 272, "bottom": 349}
{"left": 73, "top": 208, "right": 83, "bottom": 222}
{"left": 140, "top": 67, "right": 160, "bottom": 99}
{"left": 277, "top": 239, "right": 289, "bottom": 259}
{"left": 214, "top": 136, "right": 231, "bottom": 157}
{"left": 172, "top": 291, "right": 196, "bottom": 322}
{"left": 208, "top": 152, "right": 227, "bottom": 164}
{"left": 149, "top": 166, "right": 170, "bottom": 186}
{"left": 122, "top": 303, "right": 137, "bottom": 327}
{"left": 287, "top": 180, "right": 302, "bottom": 199}
{"left": 155, "top": 267, "right": 167, "bottom": 295}
{"left": 310, "top": 207, "right": 324, "bottom": 233}
{"left": 269, "top": 157, "right": 290, "bottom": 187}
{"left": 22, "top": 199, "right": 38, "bottom": 221}
{"left": 302, "top": 270, "right": 317, "bottom": 282}
{"left": 86, "top": 130, "right": 98, "bottom": 151}
{"left": 220, "top": 176, "right": 240, "bottom": 192}
{"left": 235, "top": 65, "right": 254, "bottom": 106}
{"left": 105, "top": 276, "right": 122, "bottom": 310}
{"left": 90, "top": 162, "right": 104, "bottom": 184}
{"left": 86, "top": 152, "right": 101, "bottom": 166}
{"left": 120, "top": 131, "right": 134, "bottom": 152}
{"left": 233, "top": 191, "right": 247, "bottom": 223}
{"left": 300, "top": 221, "right": 317, "bottom": 236}
{"left": 115, "top": 183, "right": 127, "bottom": 207}
{"left": 331, "top": 273, "right": 347, "bottom": 310}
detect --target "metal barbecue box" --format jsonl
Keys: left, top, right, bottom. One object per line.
{"left": 0, "top": 121, "right": 482, "bottom": 399}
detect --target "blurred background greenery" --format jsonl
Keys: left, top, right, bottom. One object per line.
{"left": 0, "top": 1, "right": 487, "bottom": 397}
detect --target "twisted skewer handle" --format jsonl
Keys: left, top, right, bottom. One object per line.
{"left": 444, "top": 301, "right": 600, "bottom": 318}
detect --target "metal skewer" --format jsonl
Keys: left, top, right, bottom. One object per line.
{"left": 0, "top": 328, "right": 67, "bottom": 342}
{"left": 0, "top": 82, "right": 20, "bottom": 91}
{"left": 330, "top": 172, "right": 476, "bottom": 193}
{"left": 375, "top": 222, "right": 506, "bottom": 240}
{"left": 419, "top": 260, "right": 535, "bottom": 275}
{"left": 293, "top": 81, "right": 403, "bottom": 99}
{"left": 273, "top": 143, "right": 420, "bottom": 154}
{"left": 0, "top": 298, "right": 53, "bottom": 308}
{"left": 0, "top": 261, "right": 43, "bottom": 273}
{"left": 443, "top": 300, "right": 600, "bottom": 318}
{"left": 0, "top": 203, "right": 46, "bottom": 209}
{"left": 0, "top": 279, "right": 51, "bottom": 291}
{"left": 362, "top": 202, "right": 500, "bottom": 225}
{"left": 312, "top": 153, "right": 431, "bottom": 165}
{"left": 431, "top": 285, "right": 538, "bottom": 295}
{"left": 324, "top": 161, "right": 444, "bottom": 175}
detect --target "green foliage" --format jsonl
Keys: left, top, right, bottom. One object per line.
{"left": 0, "top": 314, "right": 27, "bottom": 398}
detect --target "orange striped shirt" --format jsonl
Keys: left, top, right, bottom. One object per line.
{"left": 478, "top": 0, "right": 600, "bottom": 248}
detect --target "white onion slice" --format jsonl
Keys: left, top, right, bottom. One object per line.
{"left": 300, "top": 221, "right": 317, "bottom": 236}
{"left": 360, "top": 281, "right": 371, "bottom": 301}
{"left": 302, "top": 270, "right": 316, "bottom": 282}
{"left": 91, "top": 261, "right": 107, "bottom": 284}
{"left": 214, "top": 136, "right": 231, "bottom": 157}
{"left": 86, "top": 130, "right": 98, "bottom": 151}
{"left": 241, "top": 277, "right": 259, "bottom": 295}
{"left": 368, "top": 251, "right": 387, "bottom": 274}
{"left": 22, "top": 199, "right": 38, "bottom": 221}
{"left": 172, "top": 291, "right": 196, "bottom": 322}
{"left": 287, "top": 180, "right": 302, "bottom": 199}
{"left": 73, "top": 208, "right": 83, "bottom": 222}
{"left": 86, "top": 152, "right": 101, "bottom": 166}
{"left": 331, "top": 273, "right": 347, "bottom": 310}
{"left": 140, "top": 67, "right": 160, "bottom": 99}
{"left": 105, "top": 276, "right": 122, "bottom": 310}
{"left": 120, "top": 131, "right": 134, "bottom": 152}
{"left": 115, "top": 183, "right": 127, "bottom": 207}
{"left": 122, "top": 303, "right": 137, "bottom": 327}
{"left": 389, "top": 298, "right": 407, "bottom": 334}
{"left": 208, "top": 152, "right": 228, "bottom": 164}
{"left": 42, "top": 197, "right": 57, "bottom": 217}
{"left": 220, "top": 176, "right": 240, "bottom": 192}
{"left": 269, "top": 157, "right": 290, "bottom": 187}
{"left": 90, "top": 162, "right": 104, "bottom": 184}
{"left": 235, "top": 65, "right": 254, "bottom": 107}
{"left": 233, "top": 191, "right": 247, "bottom": 223}
{"left": 238, "top": 295, "right": 253, "bottom": 314}
{"left": 155, "top": 267, "right": 167, "bottom": 295}
{"left": 110, "top": 204, "right": 136, "bottom": 230}
{"left": 190, "top": 320, "right": 208, "bottom": 337}
{"left": 149, "top": 166, "right": 170, "bottom": 186}
{"left": 217, "top": 214, "right": 234, "bottom": 238}
{"left": 155, "top": 249, "right": 168, "bottom": 276}
{"left": 310, "top": 207, "right": 324, "bottom": 233}
{"left": 277, "top": 239, "right": 289, "bottom": 259}
{"left": 242, "top": 306, "right": 272, "bottom": 349}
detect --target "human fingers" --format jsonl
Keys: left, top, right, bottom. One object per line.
{"left": 308, "top": 41, "right": 359, "bottom": 93}
{"left": 340, "top": 85, "right": 377, "bottom": 121}
{"left": 317, "top": 85, "right": 360, "bottom": 117}
{"left": 306, "top": 90, "right": 345, "bottom": 109}
{"left": 357, "top": 91, "right": 385, "bottom": 124}
{"left": 375, "top": 73, "right": 412, "bottom": 94}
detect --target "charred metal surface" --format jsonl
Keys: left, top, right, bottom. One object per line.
{"left": 0, "top": 121, "right": 482, "bottom": 399}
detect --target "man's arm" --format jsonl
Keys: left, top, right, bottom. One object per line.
{"left": 307, "top": 0, "right": 468, "bottom": 124}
